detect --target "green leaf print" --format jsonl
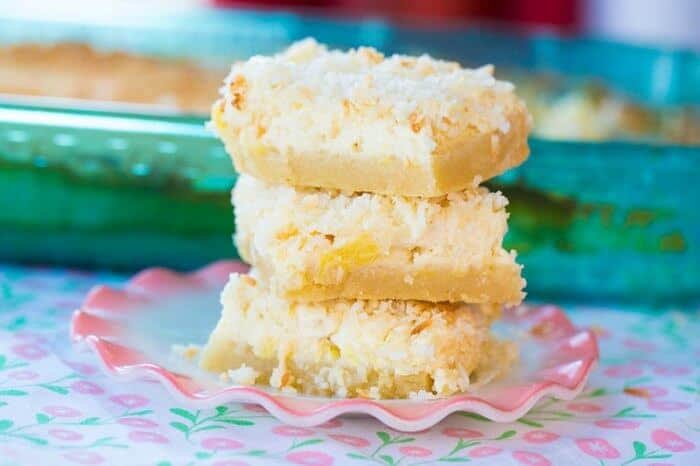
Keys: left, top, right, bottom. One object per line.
{"left": 621, "top": 440, "right": 674, "bottom": 465}
{"left": 5, "top": 316, "right": 27, "bottom": 332}
{"left": 376, "top": 431, "right": 391, "bottom": 443}
{"left": 440, "top": 458, "right": 471, "bottom": 462}
{"left": 393, "top": 437, "right": 414, "bottom": 443}
{"left": 292, "top": 439, "right": 323, "bottom": 449}
{"left": 347, "top": 452, "right": 367, "bottom": 460}
{"left": 215, "top": 418, "right": 254, "bottom": 426}
{"left": 245, "top": 450, "right": 266, "bottom": 456}
{"left": 613, "top": 406, "right": 655, "bottom": 419}
{"left": 92, "top": 436, "right": 128, "bottom": 449}
{"left": 0, "top": 357, "right": 27, "bottom": 372}
{"left": 0, "top": 282, "right": 32, "bottom": 309}
{"left": 495, "top": 430, "right": 516, "bottom": 440}
{"left": 0, "top": 420, "right": 13, "bottom": 431}
{"left": 40, "top": 384, "right": 69, "bottom": 395}
{"left": 80, "top": 417, "right": 100, "bottom": 425}
{"left": 379, "top": 454, "right": 396, "bottom": 465}
{"left": 169, "top": 422, "right": 189, "bottom": 434}
{"left": 517, "top": 418, "right": 544, "bottom": 428}
{"left": 587, "top": 388, "right": 607, "bottom": 397}
{"left": 20, "top": 435, "right": 48, "bottom": 445}
{"left": 0, "top": 390, "right": 27, "bottom": 396}
{"left": 35, "top": 413, "right": 50, "bottom": 424}
{"left": 444, "top": 439, "right": 480, "bottom": 457}
{"left": 190, "top": 425, "right": 225, "bottom": 434}
{"left": 168, "top": 406, "right": 259, "bottom": 440}
{"left": 170, "top": 408, "right": 197, "bottom": 423}
{"left": 459, "top": 412, "right": 491, "bottom": 422}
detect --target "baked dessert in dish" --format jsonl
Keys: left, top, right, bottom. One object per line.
{"left": 507, "top": 71, "right": 700, "bottom": 145}
{"left": 199, "top": 273, "right": 515, "bottom": 399}
{"left": 5, "top": 42, "right": 694, "bottom": 145}
{"left": 233, "top": 174, "right": 524, "bottom": 304}
{"left": 211, "top": 38, "right": 531, "bottom": 196}
{"left": 0, "top": 43, "right": 222, "bottom": 112}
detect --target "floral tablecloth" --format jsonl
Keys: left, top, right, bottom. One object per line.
{"left": 0, "top": 263, "right": 698, "bottom": 466}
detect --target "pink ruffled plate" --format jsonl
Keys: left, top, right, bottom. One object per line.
{"left": 70, "top": 261, "right": 598, "bottom": 432}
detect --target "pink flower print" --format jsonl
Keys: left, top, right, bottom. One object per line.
{"left": 469, "top": 446, "right": 501, "bottom": 458}
{"left": 398, "top": 446, "right": 432, "bottom": 458}
{"left": 318, "top": 418, "right": 342, "bottom": 428}
{"left": 65, "top": 361, "right": 98, "bottom": 376}
{"left": 575, "top": 438, "right": 621, "bottom": 459}
{"left": 285, "top": 451, "right": 333, "bottom": 466}
{"left": 201, "top": 437, "right": 244, "bottom": 450}
{"left": 523, "top": 430, "right": 560, "bottom": 443}
{"left": 128, "top": 431, "right": 169, "bottom": 444}
{"left": 7, "top": 370, "right": 39, "bottom": 381}
{"left": 243, "top": 403, "right": 268, "bottom": 413}
{"left": 212, "top": 461, "right": 249, "bottom": 466}
{"left": 70, "top": 381, "right": 104, "bottom": 395}
{"left": 43, "top": 405, "right": 82, "bottom": 418}
{"left": 441, "top": 427, "right": 483, "bottom": 439}
{"left": 622, "top": 338, "right": 656, "bottom": 352}
{"left": 109, "top": 394, "right": 149, "bottom": 409}
{"left": 49, "top": 429, "right": 84, "bottom": 441}
{"left": 63, "top": 451, "right": 104, "bottom": 465}
{"left": 594, "top": 419, "right": 640, "bottom": 430}
{"left": 328, "top": 434, "right": 370, "bottom": 447}
{"left": 651, "top": 429, "right": 696, "bottom": 452}
{"left": 604, "top": 364, "right": 643, "bottom": 378}
{"left": 11, "top": 343, "right": 47, "bottom": 360}
{"left": 653, "top": 365, "right": 691, "bottom": 376}
{"left": 117, "top": 417, "right": 158, "bottom": 428}
{"left": 624, "top": 385, "right": 668, "bottom": 398}
{"left": 635, "top": 386, "right": 668, "bottom": 398}
{"left": 512, "top": 451, "right": 552, "bottom": 466}
{"left": 567, "top": 402, "right": 603, "bottom": 413}
{"left": 648, "top": 399, "right": 691, "bottom": 411}
{"left": 272, "top": 425, "right": 315, "bottom": 437}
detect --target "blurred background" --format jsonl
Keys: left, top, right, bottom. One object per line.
{"left": 219, "top": 0, "right": 700, "bottom": 49}
{"left": 0, "top": 0, "right": 698, "bottom": 305}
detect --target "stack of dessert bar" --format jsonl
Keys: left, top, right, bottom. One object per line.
{"left": 200, "top": 39, "right": 531, "bottom": 399}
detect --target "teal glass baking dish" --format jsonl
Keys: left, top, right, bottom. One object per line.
{"left": 0, "top": 103, "right": 237, "bottom": 270}
{"left": 0, "top": 7, "right": 698, "bottom": 304}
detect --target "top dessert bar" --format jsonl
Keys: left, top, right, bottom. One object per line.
{"left": 211, "top": 39, "right": 531, "bottom": 196}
